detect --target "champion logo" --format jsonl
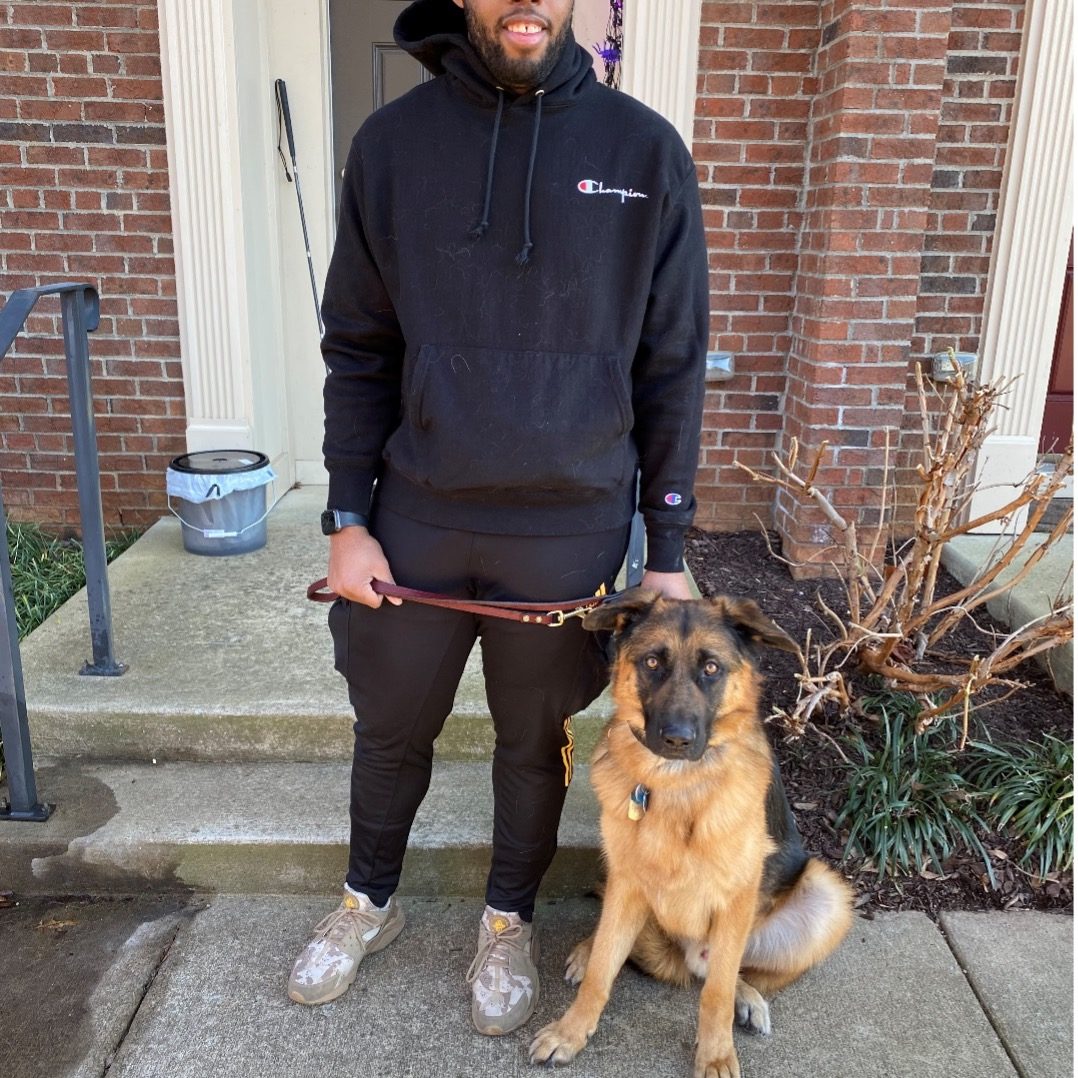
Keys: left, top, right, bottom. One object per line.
{"left": 664, "top": 492, "right": 683, "bottom": 506}
{"left": 576, "top": 178, "right": 648, "bottom": 203}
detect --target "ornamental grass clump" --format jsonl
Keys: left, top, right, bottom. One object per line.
{"left": 836, "top": 692, "right": 994, "bottom": 884}
{"left": 964, "top": 733, "right": 1073, "bottom": 881}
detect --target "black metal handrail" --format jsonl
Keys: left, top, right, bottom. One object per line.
{"left": 0, "top": 282, "right": 126, "bottom": 823}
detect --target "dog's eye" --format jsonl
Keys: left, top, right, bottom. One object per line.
{"left": 702, "top": 660, "right": 720, "bottom": 677}
{"left": 644, "top": 655, "right": 660, "bottom": 670}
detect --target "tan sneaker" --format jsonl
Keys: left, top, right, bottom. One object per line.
{"left": 287, "top": 890, "right": 405, "bottom": 1005}
{"left": 466, "top": 906, "right": 540, "bottom": 1035}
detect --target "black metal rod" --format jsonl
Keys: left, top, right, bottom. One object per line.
{"left": 275, "top": 78, "right": 324, "bottom": 338}
{"left": 60, "top": 288, "right": 125, "bottom": 677}
{"left": 626, "top": 511, "right": 645, "bottom": 588}
{"left": 625, "top": 473, "right": 645, "bottom": 588}
{"left": 0, "top": 486, "right": 50, "bottom": 821}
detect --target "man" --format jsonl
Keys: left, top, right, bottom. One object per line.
{"left": 288, "top": 0, "right": 708, "bottom": 1036}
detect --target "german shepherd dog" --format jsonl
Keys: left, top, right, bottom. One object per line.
{"left": 530, "top": 592, "right": 853, "bottom": 1078}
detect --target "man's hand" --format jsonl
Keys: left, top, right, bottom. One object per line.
{"left": 327, "top": 527, "right": 403, "bottom": 608}
{"left": 640, "top": 569, "right": 694, "bottom": 600}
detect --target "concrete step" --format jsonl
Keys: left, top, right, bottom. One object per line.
{"left": 20, "top": 486, "right": 614, "bottom": 763}
{"left": 1, "top": 758, "right": 604, "bottom": 898}
{"left": 25, "top": 658, "right": 613, "bottom": 763}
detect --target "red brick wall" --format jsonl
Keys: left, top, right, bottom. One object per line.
{"left": 894, "top": 0, "right": 1024, "bottom": 528}
{"left": 912, "top": 0, "right": 1023, "bottom": 361}
{"left": 0, "top": 0, "right": 184, "bottom": 530}
{"left": 692, "top": 1, "right": 819, "bottom": 531}
{"left": 690, "top": 0, "right": 1022, "bottom": 563}
{"left": 777, "top": 0, "right": 953, "bottom": 570}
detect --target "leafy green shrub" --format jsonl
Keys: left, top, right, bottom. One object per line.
{"left": 963, "top": 733, "right": 1073, "bottom": 880}
{"left": 839, "top": 689, "right": 1073, "bottom": 887}
{"left": 837, "top": 692, "right": 995, "bottom": 883}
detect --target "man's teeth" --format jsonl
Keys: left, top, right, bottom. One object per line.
{"left": 507, "top": 23, "right": 543, "bottom": 33}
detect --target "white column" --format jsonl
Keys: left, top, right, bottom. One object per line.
{"left": 158, "top": 0, "right": 255, "bottom": 450}
{"left": 971, "top": 0, "right": 1073, "bottom": 530}
{"left": 621, "top": 0, "right": 703, "bottom": 149}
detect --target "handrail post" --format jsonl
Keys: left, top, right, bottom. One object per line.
{"left": 59, "top": 287, "right": 125, "bottom": 677}
{"left": 0, "top": 489, "right": 51, "bottom": 821}
{"left": 0, "top": 281, "right": 127, "bottom": 822}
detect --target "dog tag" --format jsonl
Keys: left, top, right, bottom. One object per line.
{"left": 628, "top": 783, "right": 649, "bottom": 821}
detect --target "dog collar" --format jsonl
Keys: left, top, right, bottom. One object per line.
{"left": 628, "top": 783, "right": 650, "bottom": 821}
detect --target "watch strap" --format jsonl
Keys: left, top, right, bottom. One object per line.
{"left": 323, "top": 509, "right": 369, "bottom": 534}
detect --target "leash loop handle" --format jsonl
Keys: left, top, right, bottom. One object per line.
{"left": 307, "top": 577, "right": 337, "bottom": 602}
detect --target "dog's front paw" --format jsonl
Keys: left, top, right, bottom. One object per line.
{"left": 564, "top": 936, "right": 593, "bottom": 986}
{"left": 735, "top": 979, "right": 771, "bottom": 1035}
{"left": 529, "top": 1018, "right": 589, "bottom": 1067}
{"left": 694, "top": 1046, "right": 741, "bottom": 1078}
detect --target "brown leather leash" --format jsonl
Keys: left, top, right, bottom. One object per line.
{"left": 306, "top": 577, "right": 609, "bottom": 627}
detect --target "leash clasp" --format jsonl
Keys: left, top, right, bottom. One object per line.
{"left": 546, "top": 606, "right": 592, "bottom": 627}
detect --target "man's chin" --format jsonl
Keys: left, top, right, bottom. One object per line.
{"left": 486, "top": 56, "right": 549, "bottom": 92}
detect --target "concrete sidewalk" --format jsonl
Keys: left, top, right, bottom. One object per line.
{"left": 0, "top": 894, "right": 1071, "bottom": 1078}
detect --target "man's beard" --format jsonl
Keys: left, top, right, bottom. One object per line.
{"left": 463, "top": 5, "right": 573, "bottom": 93}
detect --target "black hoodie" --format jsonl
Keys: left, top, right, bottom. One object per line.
{"left": 321, "top": 0, "right": 708, "bottom": 571}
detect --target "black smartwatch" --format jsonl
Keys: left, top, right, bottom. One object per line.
{"left": 320, "top": 509, "right": 370, "bottom": 535}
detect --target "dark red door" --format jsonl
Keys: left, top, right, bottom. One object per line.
{"left": 1040, "top": 235, "right": 1074, "bottom": 453}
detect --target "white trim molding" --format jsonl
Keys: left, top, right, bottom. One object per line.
{"left": 971, "top": 0, "right": 1073, "bottom": 531}
{"left": 621, "top": 0, "right": 703, "bottom": 148}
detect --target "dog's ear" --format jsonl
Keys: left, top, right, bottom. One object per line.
{"left": 582, "top": 587, "right": 660, "bottom": 634}
{"left": 712, "top": 597, "right": 798, "bottom": 654}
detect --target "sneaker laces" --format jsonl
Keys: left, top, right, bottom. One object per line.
{"left": 311, "top": 904, "right": 383, "bottom": 948}
{"left": 466, "top": 920, "right": 526, "bottom": 985}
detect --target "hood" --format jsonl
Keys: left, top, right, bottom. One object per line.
{"left": 394, "top": 0, "right": 596, "bottom": 106}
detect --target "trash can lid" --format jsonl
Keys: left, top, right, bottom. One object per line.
{"left": 169, "top": 450, "right": 270, "bottom": 475}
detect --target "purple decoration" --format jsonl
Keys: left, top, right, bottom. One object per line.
{"left": 593, "top": 0, "right": 623, "bottom": 89}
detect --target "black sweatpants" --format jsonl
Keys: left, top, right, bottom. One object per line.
{"left": 328, "top": 506, "right": 630, "bottom": 920}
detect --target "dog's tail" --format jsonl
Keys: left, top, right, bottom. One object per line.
{"left": 739, "top": 857, "right": 853, "bottom": 997}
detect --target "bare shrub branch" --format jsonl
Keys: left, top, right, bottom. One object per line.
{"left": 737, "top": 358, "right": 1074, "bottom": 733}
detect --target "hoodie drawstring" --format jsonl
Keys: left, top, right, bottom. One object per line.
{"left": 516, "top": 89, "right": 544, "bottom": 266}
{"left": 470, "top": 88, "right": 505, "bottom": 240}
{"left": 470, "top": 88, "right": 545, "bottom": 265}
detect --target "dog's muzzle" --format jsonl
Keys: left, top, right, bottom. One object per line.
{"left": 648, "top": 718, "right": 707, "bottom": 761}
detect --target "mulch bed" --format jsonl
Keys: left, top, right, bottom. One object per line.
{"left": 684, "top": 527, "right": 1073, "bottom": 920}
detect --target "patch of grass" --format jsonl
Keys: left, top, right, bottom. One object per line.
{"left": 963, "top": 733, "right": 1073, "bottom": 880}
{"left": 7, "top": 523, "right": 139, "bottom": 640}
{"left": 837, "top": 691, "right": 995, "bottom": 884}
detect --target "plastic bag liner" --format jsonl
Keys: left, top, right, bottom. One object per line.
{"left": 166, "top": 450, "right": 278, "bottom": 556}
